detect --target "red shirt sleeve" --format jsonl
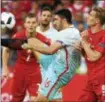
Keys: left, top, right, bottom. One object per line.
{"left": 95, "top": 36, "right": 105, "bottom": 54}
{"left": 12, "top": 33, "right": 18, "bottom": 39}
{"left": 36, "top": 33, "right": 51, "bottom": 46}
{"left": 12, "top": 30, "right": 26, "bottom": 39}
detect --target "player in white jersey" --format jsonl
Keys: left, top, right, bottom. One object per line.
{"left": 36, "top": 7, "right": 62, "bottom": 100}
{"left": 22, "top": 9, "right": 81, "bottom": 101}
{"left": 36, "top": 7, "right": 58, "bottom": 78}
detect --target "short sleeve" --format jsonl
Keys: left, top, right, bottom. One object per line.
{"left": 95, "top": 36, "right": 105, "bottom": 54}
{"left": 12, "top": 30, "right": 25, "bottom": 39}
{"left": 12, "top": 33, "right": 18, "bottom": 39}
{"left": 36, "top": 33, "right": 51, "bottom": 46}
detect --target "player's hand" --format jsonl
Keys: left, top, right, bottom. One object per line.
{"left": 21, "top": 43, "right": 32, "bottom": 50}
{"left": 81, "top": 30, "right": 88, "bottom": 42}
{"left": 2, "top": 67, "right": 9, "bottom": 79}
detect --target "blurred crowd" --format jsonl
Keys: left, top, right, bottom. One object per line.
{"left": 1, "top": 0, "right": 105, "bottom": 33}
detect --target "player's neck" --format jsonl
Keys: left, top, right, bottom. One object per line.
{"left": 63, "top": 23, "right": 73, "bottom": 30}
{"left": 90, "top": 24, "right": 102, "bottom": 34}
{"left": 26, "top": 31, "right": 36, "bottom": 38}
{"left": 40, "top": 24, "right": 50, "bottom": 32}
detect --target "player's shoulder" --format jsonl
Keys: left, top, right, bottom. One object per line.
{"left": 49, "top": 27, "right": 58, "bottom": 32}
{"left": 70, "top": 27, "right": 80, "bottom": 35}
{"left": 12, "top": 30, "right": 26, "bottom": 39}
{"left": 100, "top": 29, "right": 105, "bottom": 35}
{"left": 60, "top": 26, "right": 80, "bottom": 36}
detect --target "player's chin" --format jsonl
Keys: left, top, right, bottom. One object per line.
{"left": 28, "top": 29, "right": 35, "bottom": 33}
{"left": 30, "top": 31, "right": 34, "bottom": 34}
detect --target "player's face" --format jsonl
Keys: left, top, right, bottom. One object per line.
{"left": 87, "top": 10, "right": 99, "bottom": 27}
{"left": 40, "top": 11, "right": 52, "bottom": 26}
{"left": 24, "top": 17, "right": 37, "bottom": 33}
{"left": 53, "top": 15, "right": 63, "bottom": 31}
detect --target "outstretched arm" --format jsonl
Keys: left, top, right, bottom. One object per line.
{"left": 22, "top": 38, "right": 63, "bottom": 55}
{"left": 1, "top": 38, "right": 27, "bottom": 50}
{"left": 1, "top": 33, "right": 51, "bottom": 50}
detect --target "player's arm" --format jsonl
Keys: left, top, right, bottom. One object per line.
{"left": 81, "top": 41, "right": 102, "bottom": 61}
{"left": 1, "top": 32, "right": 51, "bottom": 50}
{"left": 81, "top": 34, "right": 105, "bottom": 61}
{"left": 23, "top": 30, "right": 81, "bottom": 54}
{"left": 22, "top": 38, "right": 63, "bottom": 55}
{"left": 2, "top": 47, "right": 10, "bottom": 78}
{"left": 1, "top": 38, "right": 27, "bottom": 50}
{"left": 81, "top": 31, "right": 105, "bottom": 61}
{"left": 72, "top": 40, "right": 82, "bottom": 51}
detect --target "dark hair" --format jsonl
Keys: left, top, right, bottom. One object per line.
{"left": 24, "top": 13, "right": 36, "bottom": 21}
{"left": 93, "top": 7, "right": 105, "bottom": 25}
{"left": 55, "top": 9, "right": 72, "bottom": 24}
{"left": 41, "top": 6, "right": 53, "bottom": 13}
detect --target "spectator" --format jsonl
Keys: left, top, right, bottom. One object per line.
{"left": 97, "top": 0, "right": 105, "bottom": 8}
{"left": 69, "top": 0, "right": 90, "bottom": 18}
{"left": 30, "top": 1, "right": 39, "bottom": 16}
{"left": 72, "top": 12, "right": 88, "bottom": 32}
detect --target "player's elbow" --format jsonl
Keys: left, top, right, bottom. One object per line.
{"left": 47, "top": 48, "right": 57, "bottom": 55}
{"left": 88, "top": 51, "right": 102, "bottom": 62}
{"left": 47, "top": 50, "right": 56, "bottom": 54}
{"left": 3, "top": 47, "right": 10, "bottom": 53}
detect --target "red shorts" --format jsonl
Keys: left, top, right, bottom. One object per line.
{"left": 78, "top": 74, "right": 105, "bottom": 101}
{"left": 11, "top": 62, "right": 42, "bottom": 102}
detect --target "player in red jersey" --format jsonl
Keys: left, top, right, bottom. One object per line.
{"left": 74, "top": 7, "right": 105, "bottom": 101}
{"left": 2, "top": 13, "right": 42, "bottom": 102}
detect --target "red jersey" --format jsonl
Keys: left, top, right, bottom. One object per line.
{"left": 13, "top": 30, "right": 36, "bottom": 63}
{"left": 85, "top": 29, "right": 105, "bottom": 80}
{"left": 12, "top": 30, "right": 51, "bottom": 63}
{"left": 11, "top": 30, "right": 49, "bottom": 101}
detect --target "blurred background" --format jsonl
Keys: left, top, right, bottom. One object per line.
{"left": 1, "top": 0, "right": 105, "bottom": 33}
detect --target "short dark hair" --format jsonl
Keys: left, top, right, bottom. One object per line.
{"left": 24, "top": 13, "right": 36, "bottom": 21}
{"left": 55, "top": 9, "right": 72, "bottom": 24}
{"left": 41, "top": 6, "right": 53, "bottom": 13}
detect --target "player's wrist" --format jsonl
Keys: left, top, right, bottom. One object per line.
{"left": 82, "top": 41, "right": 90, "bottom": 49}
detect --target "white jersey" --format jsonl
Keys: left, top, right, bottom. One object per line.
{"left": 36, "top": 26, "right": 58, "bottom": 70}
{"left": 36, "top": 26, "right": 58, "bottom": 40}
{"left": 50, "top": 26, "right": 81, "bottom": 78}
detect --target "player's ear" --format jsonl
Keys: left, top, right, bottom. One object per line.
{"left": 24, "top": 22, "right": 26, "bottom": 28}
{"left": 63, "top": 18, "right": 67, "bottom": 23}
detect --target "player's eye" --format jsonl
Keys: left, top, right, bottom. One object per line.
{"left": 32, "top": 21, "right": 36, "bottom": 24}
{"left": 43, "top": 14, "right": 46, "bottom": 17}
{"left": 27, "top": 21, "right": 30, "bottom": 24}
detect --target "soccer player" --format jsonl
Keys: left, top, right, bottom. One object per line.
{"left": 22, "top": 9, "right": 81, "bottom": 101}
{"left": 36, "top": 7, "right": 62, "bottom": 101}
{"left": 36, "top": 7, "right": 58, "bottom": 79}
{"left": 2, "top": 13, "right": 42, "bottom": 102}
{"left": 74, "top": 7, "right": 105, "bottom": 101}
